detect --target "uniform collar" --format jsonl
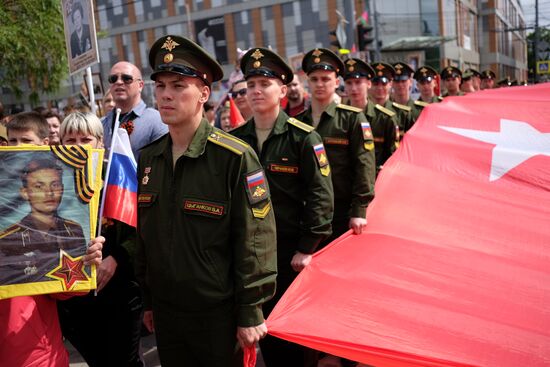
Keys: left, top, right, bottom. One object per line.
{"left": 240, "top": 110, "right": 290, "bottom": 138}
{"left": 364, "top": 100, "right": 376, "bottom": 119}
{"left": 150, "top": 118, "right": 212, "bottom": 159}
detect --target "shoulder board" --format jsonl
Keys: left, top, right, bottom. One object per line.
{"left": 437, "top": 96, "right": 444, "bottom": 102}
{"left": 287, "top": 117, "right": 315, "bottom": 133}
{"left": 414, "top": 100, "right": 430, "bottom": 108}
{"left": 0, "top": 224, "right": 21, "bottom": 239}
{"left": 375, "top": 104, "right": 396, "bottom": 117}
{"left": 207, "top": 131, "right": 249, "bottom": 156}
{"left": 392, "top": 102, "right": 412, "bottom": 112}
{"left": 336, "top": 104, "right": 362, "bottom": 113}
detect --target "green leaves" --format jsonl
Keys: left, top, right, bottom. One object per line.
{"left": 0, "top": 0, "right": 68, "bottom": 104}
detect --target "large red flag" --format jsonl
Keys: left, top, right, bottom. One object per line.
{"left": 267, "top": 83, "right": 550, "bottom": 367}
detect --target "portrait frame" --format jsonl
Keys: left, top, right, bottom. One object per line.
{"left": 0, "top": 145, "right": 104, "bottom": 299}
{"left": 62, "top": 0, "right": 100, "bottom": 75}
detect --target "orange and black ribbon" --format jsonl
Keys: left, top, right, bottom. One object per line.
{"left": 51, "top": 145, "right": 94, "bottom": 203}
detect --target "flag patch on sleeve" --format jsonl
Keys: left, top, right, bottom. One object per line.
{"left": 245, "top": 170, "right": 270, "bottom": 205}
{"left": 313, "top": 143, "right": 331, "bottom": 176}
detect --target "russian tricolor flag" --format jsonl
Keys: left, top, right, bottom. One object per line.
{"left": 103, "top": 128, "right": 137, "bottom": 227}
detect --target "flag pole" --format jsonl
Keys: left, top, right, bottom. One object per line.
{"left": 97, "top": 108, "right": 122, "bottom": 237}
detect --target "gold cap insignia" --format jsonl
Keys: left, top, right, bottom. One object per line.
{"left": 396, "top": 69, "right": 402, "bottom": 75}
{"left": 251, "top": 49, "right": 264, "bottom": 60}
{"left": 378, "top": 71, "right": 383, "bottom": 76}
{"left": 376, "top": 64, "right": 384, "bottom": 70}
{"left": 281, "top": 74, "right": 286, "bottom": 80}
{"left": 420, "top": 67, "right": 427, "bottom": 73}
{"left": 164, "top": 53, "right": 174, "bottom": 63}
{"left": 347, "top": 59, "right": 356, "bottom": 66}
{"left": 253, "top": 61, "right": 261, "bottom": 68}
{"left": 314, "top": 58, "right": 320, "bottom": 63}
{"left": 161, "top": 36, "right": 180, "bottom": 52}
{"left": 348, "top": 66, "right": 354, "bottom": 72}
{"left": 395, "top": 64, "right": 403, "bottom": 70}
{"left": 312, "top": 49, "right": 323, "bottom": 57}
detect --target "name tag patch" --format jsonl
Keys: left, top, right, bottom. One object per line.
{"left": 183, "top": 200, "right": 225, "bottom": 217}
{"left": 138, "top": 193, "right": 154, "bottom": 204}
{"left": 269, "top": 164, "right": 299, "bottom": 174}
{"left": 324, "top": 137, "right": 349, "bottom": 146}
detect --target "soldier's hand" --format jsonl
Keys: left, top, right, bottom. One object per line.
{"left": 236, "top": 323, "right": 268, "bottom": 348}
{"left": 83, "top": 236, "right": 104, "bottom": 266}
{"left": 97, "top": 255, "right": 118, "bottom": 292}
{"left": 349, "top": 217, "right": 367, "bottom": 234}
{"left": 143, "top": 310, "right": 155, "bottom": 333}
{"left": 291, "top": 252, "right": 312, "bottom": 272}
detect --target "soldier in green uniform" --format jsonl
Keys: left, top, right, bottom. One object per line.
{"left": 0, "top": 157, "right": 85, "bottom": 285}
{"left": 480, "top": 70, "right": 496, "bottom": 90}
{"left": 460, "top": 69, "right": 476, "bottom": 94}
{"left": 465, "top": 68, "right": 481, "bottom": 91}
{"left": 369, "top": 62, "right": 400, "bottom": 169}
{"left": 440, "top": 66, "right": 464, "bottom": 97}
{"left": 391, "top": 62, "right": 421, "bottom": 137}
{"left": 297, "top": 48, "right": 375, "bottom": 243}
{"left": 414, "top": 65, "right": 441, "bottom": 107}
{"left": 135, "top": 35, "right": 277, "bottom": 367}
{"left": 231, "top": 47, "right": 334, "bottom": 367}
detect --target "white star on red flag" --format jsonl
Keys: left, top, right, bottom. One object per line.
{"left": 439, "top": 119, "right": 550, "bottom": 181}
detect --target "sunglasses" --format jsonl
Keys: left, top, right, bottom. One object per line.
{"left": 108, "top": 74, "right": 140, "bottom": 84}
{"left": 231, "top": 88, "right": 247, "bottom": 98}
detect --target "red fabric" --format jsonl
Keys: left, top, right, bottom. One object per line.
{"left": 0, "top": 296, "right": 69, "bottom": 367}
{"left": 104, "top": 184, "right": 138, "bottom": 227}
{"left": 267, "top": 84, "right": 550, "bottom": 367}
{"left": 243, "top": 345, "right": 256, "bottom": 367}
{"left": 229, "top": 96, "right": 245, "bottom": 128}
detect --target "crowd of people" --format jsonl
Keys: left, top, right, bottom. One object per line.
{"left": 0, "top": 32, "right": 526, "bottom": 367}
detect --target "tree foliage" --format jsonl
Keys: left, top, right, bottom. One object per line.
{"left": 0, "top": 0, "right": 68, "bottom": 104}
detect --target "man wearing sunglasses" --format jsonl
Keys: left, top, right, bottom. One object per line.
{"left": 101, "top": 61, "right": 167, "bottom": 160}
{"left": 230, "top": 79, "right": 253, "bottom": 121}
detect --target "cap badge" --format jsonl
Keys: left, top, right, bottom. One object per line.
{"left": 251, "top": 49, "right": 264, "bottom": 60}
{"left": 161, "top": 36, "right": 180, "bottom": 52}
{"left": 164, "top": 53, "right": 174, "bottom": 63}
{"left": 312, "top": 48, "right": 323, "bottom": 63}
{"left": 420, "top": 67, "right": 427, "bottom": 73}
{"left": 375, "top": 64, "right": 384, "bottom": 70}
{"left": 377, "top": 71, "right": 383, "bottom": 76}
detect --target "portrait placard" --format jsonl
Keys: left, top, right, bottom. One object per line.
{"left": 0, "top": 145, "right": 103, "bottom": 299}
{"left": 62, "top": 0, "right": 100, "bottom": 75}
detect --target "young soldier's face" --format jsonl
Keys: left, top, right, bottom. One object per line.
{"left": 20, "top": 169, "right": 64, "bottom": 216}
{"left": 418, "top": 80, "right": 435, "bottom": 97}
{"left": 246, "top": 76, "right": 286, "bottom": 115}
{"left": 61, "top": 132, "right": 103, "bottom": 148}
{"left": 154, "top": 73, "right": 209, "bottom": 126}
{"left": 371, "top": 80, "right": 392, "bottom": 102}
{"left": 344, "top": 78, "right": 369, "bottom": 105}
{"left": 307, "top": 70, "right": 339, "bottom": 102}
{"left": 444, "top": 76, "right": 460, "bottom": 93}
{"left": 8, "top": 130, "right": 48, "bottom": 146}
{"left": 392, "top": 79, "right": 411, "bottom": 99}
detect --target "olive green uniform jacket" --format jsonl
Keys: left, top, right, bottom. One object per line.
{"left": 231, "top": 110, "right": 334, "bottom": 254}
{"left": 392, "top": 99, "right": 421, "bottom": 138}
{"left": 363, "top": 100, "right": 399, "bottom": 169}
{"left": 298, "top": 103, "right": 375, "bottom": 226}
{"left": 135, "top": 119, "right": 277, "bottom": 327}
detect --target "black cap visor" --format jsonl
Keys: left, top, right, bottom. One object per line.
{"left": 151, "top": 63, "right": 209, "bottom": 85}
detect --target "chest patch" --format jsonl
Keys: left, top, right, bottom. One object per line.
{"left": 324, "top": 137, "right": 349, "bottom": 146}
{"left": 269, "top": 164, "right": 299, "bottom": 174}
{"left": 183, "top": 200, "right": 225, "bottom": 217}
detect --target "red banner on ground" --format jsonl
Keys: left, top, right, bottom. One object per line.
{"left": 267, "top": 83, "right": 550, "bottom": 367}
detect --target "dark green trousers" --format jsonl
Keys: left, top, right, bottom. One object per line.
{"left": 153, "top": 301, "right": 242, "bottom": 367}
